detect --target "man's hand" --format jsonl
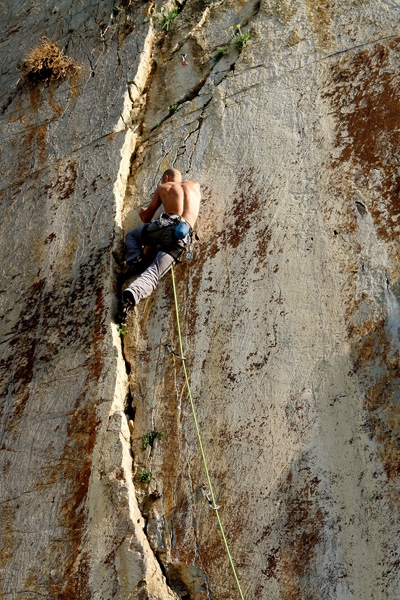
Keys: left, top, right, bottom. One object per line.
{"left": 138, "top": 188, "right": 162, "bottom": 223}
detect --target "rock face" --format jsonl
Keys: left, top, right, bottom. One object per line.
{"left": 0, "top": 1, "right": 399, "bottom": 599}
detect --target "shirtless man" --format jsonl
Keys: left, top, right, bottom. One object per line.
{"left": 122, "top": 168, "right": 201, "bottom": 310}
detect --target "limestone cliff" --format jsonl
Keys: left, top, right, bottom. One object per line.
{"left": 0, "top": 1, "right": 399, "bottom": 599}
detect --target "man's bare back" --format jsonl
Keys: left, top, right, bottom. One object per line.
{"left": 122, "top": 169, "right": 201, "bottom": 310}
{"left": 139, "top": 172, "right": 201, "bottom": 228}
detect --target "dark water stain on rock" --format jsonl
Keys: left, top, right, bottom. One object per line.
{"left": 350, "top": 315, "right": 400, "bottom": 501}
{"left": 324, "top": 38, "right": 400, "bottom": 515}
{"left": 0, "top": 278, "right": 46, "bottom": 440}
{"left": 273, "top": 466, "right": 327, "bottom": 599}
{"left": 50, "top": 259, "right": 109, "bottom": 599}
{"left": 325, "top": 39, "right": 400, "bottom": 245}
{"left": 0, "top": 250, "right": 111, "bottom": 597}
{"left": 225, "top": 167, "right": 260, "bottom": 249}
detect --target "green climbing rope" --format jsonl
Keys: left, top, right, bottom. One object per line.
{"left": 170, "top": 267, "right": 245, "bottom": 600}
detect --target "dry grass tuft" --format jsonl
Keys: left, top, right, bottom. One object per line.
{"left": 20, "top": 37, "right": 82, "bottom": 82}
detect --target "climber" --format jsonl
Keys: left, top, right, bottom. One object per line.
{"left": 122, "top": 168, "right": 201, "bottom": 312}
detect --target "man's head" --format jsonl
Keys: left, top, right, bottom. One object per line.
{"left": 162, "top": 168, "right": 182, "bottom": 183}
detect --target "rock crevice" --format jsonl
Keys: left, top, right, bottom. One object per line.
{"left": 1, "top": 0, "right": 400, "bottom": 599}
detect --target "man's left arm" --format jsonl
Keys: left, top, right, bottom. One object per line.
{"left": 139, "top": 186, "right": 162, "bottom": 223}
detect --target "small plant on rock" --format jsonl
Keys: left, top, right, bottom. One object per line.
{"left": 213, "top": 47, "right": 226, "bottom": 62}
{"left": 158, "top": 4, "right": 179, "bottom": 31}
{"left": 141, "top": 430, "right": 164, "bottom": 451}
{"left": 19, "top": 37, "right": 82, "bottom": 82}
{"left": 169, "top": 103, "right": 179, "bottom": 114}
{"left": 117, "top": 322, "right": 128, "bottom": 337}
{"left": 230, "top": 24, "right": 251, "bottom": 52}
{"left": 138, "top": 469, "right": 153, "bottom": 483}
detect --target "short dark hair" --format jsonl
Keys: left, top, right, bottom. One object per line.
{"left": 163, "top": 168, "right": 182, "bottom": 182}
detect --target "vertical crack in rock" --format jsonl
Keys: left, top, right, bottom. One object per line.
{"left": 103, "top": 8, "right": 217, "bottom": 595}
{"left": 81, "top": 16, "right": 181, "bottom": 599}
{"left": 110, "top": 14, "right": 214, "bottom": 594}
{"left": 120, "top": 315, "right": 213, "bottom": 599}
{"left": 112, "top": 6, "right": 267, "bottom": 595}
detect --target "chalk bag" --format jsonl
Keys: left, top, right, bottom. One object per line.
{"left": 175, "top": 222, "right": 191, "bottom": 240}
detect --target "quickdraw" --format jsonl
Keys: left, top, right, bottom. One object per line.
{"left": 185, "top": 230, "right": 199, "bottom": 261}
{"left": 201, "top": 484, "right": 220, "bottom": 510}
{"left": 165, "top": 342, "right": 185, "bottom": 360}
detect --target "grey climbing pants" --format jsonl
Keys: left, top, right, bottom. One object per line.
{"left": 123, "top": 250, "right": 176, "bottom": 305}
{"left": 123, "top": 214, "right": 188, "bottom": 305}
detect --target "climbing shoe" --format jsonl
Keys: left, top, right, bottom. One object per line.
{"left": 122, "top": 289, "right": 135, "bottom": 320}
{"left": 122, "top": 255, "right": 144, "bottom": 277}
{"left": 126, "top": 255, "right": 144, "bottom": 268}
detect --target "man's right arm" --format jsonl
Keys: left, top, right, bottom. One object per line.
{"left": 139, "top": 187, "right": 162, "bottom": 223}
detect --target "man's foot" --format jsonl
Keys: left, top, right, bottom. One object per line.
{"left": 122, "top": 255, "right": 144, "bottom": 277}
{"left": 122, "top": 289, "right": 135, "bottom": 320}
{"left": 126, "top": 255, "right": 144, "bottom": 268}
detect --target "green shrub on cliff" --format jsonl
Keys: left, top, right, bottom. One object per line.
{"left": 158, "top": 4, "right": 179, "bottom": 31}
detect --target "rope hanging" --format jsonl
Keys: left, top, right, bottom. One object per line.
{"left": 170, "top": 267, "right": 245, "bottom": 600}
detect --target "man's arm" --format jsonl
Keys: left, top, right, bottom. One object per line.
{"left": 139, "top": 187, "right": 162, "bottom": 223}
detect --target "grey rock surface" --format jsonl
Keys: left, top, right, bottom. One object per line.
{"left": 0, "top": 0, "right": 399, "bottom": 599}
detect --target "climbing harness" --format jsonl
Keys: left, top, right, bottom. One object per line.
{"left": 121, "top": 296, "right": 134, "bottom": 322}
{"left": 169, "top": 267, "right": 245, "bottom": 600}
{"left": 141, "top": 214, "right": 184, "bottom": 253}
{"left": 135, "top": 214, "right": 197, "bottom": 267}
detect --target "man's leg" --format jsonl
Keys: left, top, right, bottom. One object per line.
{"left": 126, "top": 224, "right": 145, "bottom": 264}
{"left": 123, "top": 250, "right": 175, "bottom": 306}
